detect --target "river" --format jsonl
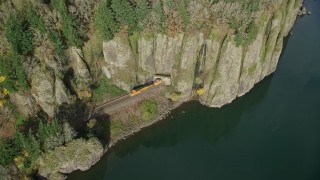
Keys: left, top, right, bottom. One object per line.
{"left": 69, "top": 1, "right": 320, "bottom": 179}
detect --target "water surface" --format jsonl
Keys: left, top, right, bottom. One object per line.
{"left": 69, "top": 1, "right": 320, "bottom": 179}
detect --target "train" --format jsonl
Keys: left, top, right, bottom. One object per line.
{"left": 130, "top": 78, "right": 162, "bottom": 97}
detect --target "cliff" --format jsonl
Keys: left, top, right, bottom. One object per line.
{"left": 0, "top": 0, "right": 303, "bottom": 178}
{"left": 102, "top": 0, "right": 302, "bottom": 107}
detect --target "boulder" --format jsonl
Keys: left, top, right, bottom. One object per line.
{"left": 38, "top": 138, "right": 104, "bottom": 179}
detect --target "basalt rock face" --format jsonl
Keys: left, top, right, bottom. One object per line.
{"left": 102, "top": 0, "right": 302, "bottom": 107}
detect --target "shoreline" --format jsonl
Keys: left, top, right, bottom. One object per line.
{"left": 105, "top": 99, "right": 184, "bottom": 152}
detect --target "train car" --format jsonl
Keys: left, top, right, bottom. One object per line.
{"left": 130, "top": 78, "right": 162, "bottom": 97}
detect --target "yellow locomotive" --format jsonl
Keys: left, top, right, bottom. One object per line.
{"left": 130, "top": 78, "right": 162, "bottom": 97}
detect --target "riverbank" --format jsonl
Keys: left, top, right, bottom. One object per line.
{"left": 105, "top": 90, "right": 184, "bottom": 150}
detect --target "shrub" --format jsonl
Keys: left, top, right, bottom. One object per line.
{"left": 0, "top": 138, "right": 19, "bottom": 166}
{"left": 14, "top": 131, "right": 41, "bottom": 166}
{"left": 178, "top": 0, "right": 190, "bottom": 29}
{"left": 0, "top": 52, "right": 29, "bottom": 92}
{"left": 26, "top": 2, "right": 46, "bottom": 33}
{"left": 51, "top": 0, "right": 83, "bottom": 47}
{"left": 110, "top": 120, "right": 126, "bottom": 139}
{"left": 5, "top": 14, "right": 34, "bottom": 54}
{"left": 166, "top": 0, "right": 175, "bottom": 9}
{"left": 153, "top": 0, "right": 166, "bottom": 29}
{"left": 140, "top": 99, "right": 158, "bottom": 121}
{"left": 48, "top": 30, "right": 65, "bottom": 54}
{"left": 91, "top": 77, "right": 126, "bottom": 101}
{"left": 244, "top": 21, "right": 258, "bottom": 46}
{"left": 93, "top": 0, "right": 119, "bottom": 41}
{"left": 135, "top": 0, "right": 151, "bottom": 31}
{"left": 111, "top": 0, "right": 136, "bottom": 34}
{"left": 37, "top": 119, "right": 64, "bottom": 152}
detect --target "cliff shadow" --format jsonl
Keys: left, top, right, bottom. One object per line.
{"left": 56, "top": 102, "right": 111, "bottom": 146}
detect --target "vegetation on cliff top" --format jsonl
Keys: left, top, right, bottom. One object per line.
{"left": 0, "top": 0, "right": 289, "bottom": 177}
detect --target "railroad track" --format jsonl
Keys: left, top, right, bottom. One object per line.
{"left": 88, "top": 85, "right": 164, "bottom": 119}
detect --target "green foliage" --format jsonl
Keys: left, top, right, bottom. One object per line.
{"left": 111, "top": 0, "right": 136, "bottom": 34}
{"left": 244, "top": 21, "right": 258, "bottom": 46}
{"left": 61, "top": 14, "right": 83, "bottom": 47}
{"left": 135, "top": 0, "right": 151, "bottom": 31}
{"left": 0, "top": 139, "right": 19, "bottom": 166}
{"left": 230, "top": 17, "right": 239, "bottom": 30}
{"left": 110, "top": 120, "right": 126, "bottom": 139}
{"left": 140, "top": 99, "right": 158, "bottom": 121}
{"left": 48, "top": 31, "right": 65, "bottom": 54}
{"left": 178, "top": 0, "right": 190, "bottom": 28}
{"left": 248, "top": 63, "right": 257, "bottom": 75}
{"left": 14, "top": 114, "right": 27, "bottom": 129}
{"left": 234, "top": 32, "right": 244, "bottom": 47}
{"left": 93, "top": 0, "right": 119, "bottom": 41}
{"left": 26, "top": 2, "right": 64, "bottom": 53}
{"left": 231, "top": 20, "right": 259, "bottom": 47}
{"left": 37, "top": 119, "right": 64, "bottom": 152}
{"left": 0, "top": 52, "right": 29, "bottom": 92}
{"left": 5, "top": 14, "right": 34, "bottom": 54}
{"left": 26, "top": 2, "right": 46, "bottom": 33}
{"left": 227, "top": 0, "right": 260, "bottom": 47}
{"left": 91, "top": 77, "right": 126, "bottom": 101}
{"left": 14, "top": 130, "right": 41, "bottom": 163}
{"left": 153, "top": 0, "right": 166, "bottom": 30}
{"left": 129, "top": 31, "right": 139, "bottom": 55}
{"left": 51, "top": 0, "right": 83, "bottom": 47}
{"left": 166, "top": 0, "right": 175, "bottom": 9}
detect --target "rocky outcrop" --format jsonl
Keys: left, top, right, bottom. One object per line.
{"left": 103, "top": 36, "right": 137, "bottom": 91}
{"left": 30, "top": 66, "right": 72, "bottom": 117}
{"left": 55, "top": 77, "right": 70, "bottom": 105}
{"left": 31, "top": 66, "right": 55, "bottom": 117}
{"left": 102, "top": 0, "right": 302, "bottom": 107}
{"left": 38, "top": 138, "right": 103, "bottom": 180}
{"left": 137, "top": 32, "right": 156, "bottom": 84}
{"left": 10, "top": 92, "right": 37, "bottom": 117}
{"left": 68, "top": 47, "right": 92, "bottom": 90}
{"left": 173, "top": 33, "right": 204, "bottom": 100}
{"left": 238, "top": 13, "right": 272, "bottom": 97}
{"left": 204, "top": 35, "right": 243, "bottom": 107}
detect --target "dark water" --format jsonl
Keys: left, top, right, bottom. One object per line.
{"left": 69, "top": 1, "right": 320, "bottom": 180}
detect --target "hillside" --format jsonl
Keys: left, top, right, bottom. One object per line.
{"left": 0, "top": 0, "right": 302, "bottom": 179}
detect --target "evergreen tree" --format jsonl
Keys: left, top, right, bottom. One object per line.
{"left": 0, "top": 52, "right": 29, "bottom": 92}
{"left": 135, "top": 0, "right": 151, "bottom": 31}
{"left": 14, "top": 131, "right": 41, "bottom": 162}
{"left": 94, "top": 0, "right": 119, "bottom": 40}
{"left": 51, "top": 0, "right": 83, "bottom": 47}
{"left": 111, "top": 0, "right": 136, "bottom": 34}
{"left": 0, "top": 139, "right": 19, "bottom": 166}
{"left": 26, "top": 2, "right": 46, "bottom": 33}
{"left": 153, "top": 0, "right": 166, "bottom": 30}
{"left": 5, "top": 14, "right": 34, "bottom": 54}
{"left": 178, "top": 0, "right": 190, "bottom": 29}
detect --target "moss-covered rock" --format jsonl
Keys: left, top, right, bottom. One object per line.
{"left": 38, "top": 138, "right": 103, "bottom": 179}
